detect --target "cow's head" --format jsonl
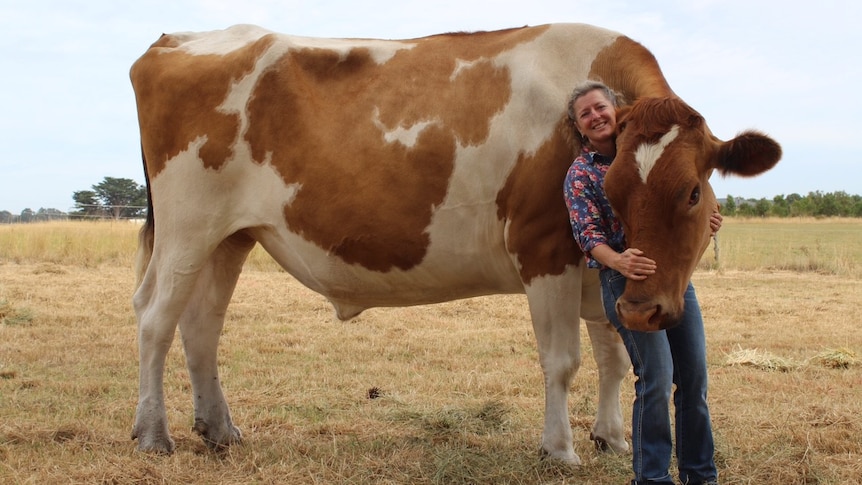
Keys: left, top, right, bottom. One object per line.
{"left": 605, "top": 97, "right": 781, "bottom": 331}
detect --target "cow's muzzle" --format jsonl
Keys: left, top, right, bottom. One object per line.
{"left": 615, "top": 298, "right": 681, "bottom": 332}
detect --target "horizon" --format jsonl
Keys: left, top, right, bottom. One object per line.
{"left": 3, "top": 191, "right": 858, "bottom": 217}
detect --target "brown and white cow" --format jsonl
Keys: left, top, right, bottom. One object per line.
{"left": 129, "top": 23, "right": 779, "bottom": 464}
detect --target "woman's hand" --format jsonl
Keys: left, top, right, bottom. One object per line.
{"left": 709, "top": 210, "right": 723, "bottom": 236}
{"left": 615, "top": 248, "right": 657, "bottom": 280}
{"left": 591, "top": 244, "right": 656, "bottom": 280}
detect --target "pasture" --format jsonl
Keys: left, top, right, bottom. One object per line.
{"left": 1, "top": 219, "right": 860, "bottom": 484}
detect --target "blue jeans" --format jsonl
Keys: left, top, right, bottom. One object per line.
{"left": 600, "top": 269, "right": 717, "bottom": 485}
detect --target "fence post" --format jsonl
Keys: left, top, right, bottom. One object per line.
{"left": 713, "top": 233, "right": 720, "bottom": 268}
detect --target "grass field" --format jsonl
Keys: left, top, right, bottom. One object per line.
{"left": 1, "top": 219, "right": 860, "bottom": 484}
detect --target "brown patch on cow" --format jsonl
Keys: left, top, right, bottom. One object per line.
{"left": 497, "top": 118, "right": 584, "bottom": 283}
{"left": 243, "top": 27, "right": 548, "bottom": 271}
{"left": 588, "top": 36, "right": 674, "bottom": 102}
{"left": 131, "top": 34, "right": 277, "bottom": 177}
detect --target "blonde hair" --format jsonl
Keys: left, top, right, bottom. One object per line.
{"left": 567, "top": 80, "right": 619, "bottom": 122}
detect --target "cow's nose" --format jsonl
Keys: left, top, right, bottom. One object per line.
{"left": 616, "top": 299, "right": 677, "bottom": 332}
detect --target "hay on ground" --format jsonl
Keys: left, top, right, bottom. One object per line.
{"left": 724, "top": 347, "right": 800, "bottom": 372}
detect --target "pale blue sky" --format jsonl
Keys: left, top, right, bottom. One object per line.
{"left": 1, "top": 0, "right": 859, "bottom": 212}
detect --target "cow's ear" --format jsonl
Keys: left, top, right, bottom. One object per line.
{"left": 715, "top": 130, "right": 782, "bottom": 177}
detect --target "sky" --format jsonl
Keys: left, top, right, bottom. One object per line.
{"left": 1, "top": 0, "right": 860, "bottom": 213}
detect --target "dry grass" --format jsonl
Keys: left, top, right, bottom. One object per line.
{"left": 698, "top": 217, "right": 862, "bottom": 278}
{"left": 1, "top": 219, "right": 861, "bottom": 484}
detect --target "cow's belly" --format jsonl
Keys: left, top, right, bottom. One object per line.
{"left": 252, "top": 224, "right": 524, "bottom": 312}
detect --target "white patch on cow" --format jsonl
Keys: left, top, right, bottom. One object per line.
{"left": 151, "top": 135, "right": 301, "bottom": 247}
{"left": 451, "top": 59, "right": 482, "bottom": 81}
{"left": 371, "top": 107, "right": 434, "bottom": 147}
{"left": 635, "top": 125, "right": 680, "bottom": 184}
{"left": 170, "top": 24, "right": 274, "bottom": 55}
{"left": 218, "top": 38, "right": 286, "bottom": 121}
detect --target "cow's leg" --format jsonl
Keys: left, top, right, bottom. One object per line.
{"left": 178, "top": 232, "right": 255, "bottom": 450}
{"left": 581, "top": 268, "right": 630, "bottom": 453}
{"left": 583, "top": 320, "right": 630, "bottom": 452}
{"left": 525, "top": 268, "right": 583, "bottom": 465}
{"left": 132, "top": 244, "right": 208, "bottom": 454}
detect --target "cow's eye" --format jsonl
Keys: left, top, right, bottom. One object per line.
{"left": 689, "top": 186, "right": 701, "bottom": 207}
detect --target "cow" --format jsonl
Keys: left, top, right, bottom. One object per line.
{"left": 129, "top": 23, "right": 780, "bottom": 465}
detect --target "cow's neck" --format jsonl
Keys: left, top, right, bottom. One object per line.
{"left": 589, "top": 36, "right": 676, "bottom": 104}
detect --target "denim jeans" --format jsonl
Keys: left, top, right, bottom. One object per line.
{"left": 600, "top": 269, "right": 717, "bottom": 485}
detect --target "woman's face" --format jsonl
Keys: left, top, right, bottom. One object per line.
{"left": 573, "top": 89, "right": 617, "bottom": 145}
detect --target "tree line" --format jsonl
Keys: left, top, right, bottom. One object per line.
{"left": 722, "top": 191, "right": 862, "bottom": 218}
{"left": 0, "top": 177, "right": 147, "bottom": 223}
{"left": 1, "top": 178, "right": 861, "bottom": 223}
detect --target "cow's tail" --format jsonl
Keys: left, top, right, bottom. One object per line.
{"left": 135, "top": 143, "right": 155, "bottom": 288}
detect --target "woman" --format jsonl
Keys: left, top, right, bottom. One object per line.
{"left": 563, "top": 80, "right": 720, "bottom": 485}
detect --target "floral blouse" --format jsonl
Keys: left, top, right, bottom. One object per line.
{"left": 563, "top": 147, "right": 625, "bottom": 269}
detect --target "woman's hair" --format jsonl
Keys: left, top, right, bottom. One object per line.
{"left": 566, "top": 80, "right": 619, "bottom": 123}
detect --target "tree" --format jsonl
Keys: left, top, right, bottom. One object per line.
{"left": 752, "top": 198, "right": 771, "bottom": 217}
{"left": 82, "top": 177, "right": 147, "bottom": 219}
{"left": 791, "top": 195, "right": 814, "bottom": 217}
{"left": 72, "top": 190, "right": 104, "bottom": 219}
{"left": 770, "top": 194, "right": 790, "bottom": 217}
{"left": 723, "top": 195, "right": 736, "bottom": 215}
{"left": 786, "top": 193, "right": 803, "bottom": 205}
{"left": 19, "top": 208, "right": 35, "bottom": 223}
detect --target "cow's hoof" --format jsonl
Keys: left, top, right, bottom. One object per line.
{"left": 590, "top": 432, "right": 629, "bottom": 454}
{"left": 132, "top": 427, "right": 175, "bottom": 455}
{"left": 193, "top": 418, "right": 242, "bottom": 450}
{"left": 538, "top": 446, "right": 582, "bottom": 467}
